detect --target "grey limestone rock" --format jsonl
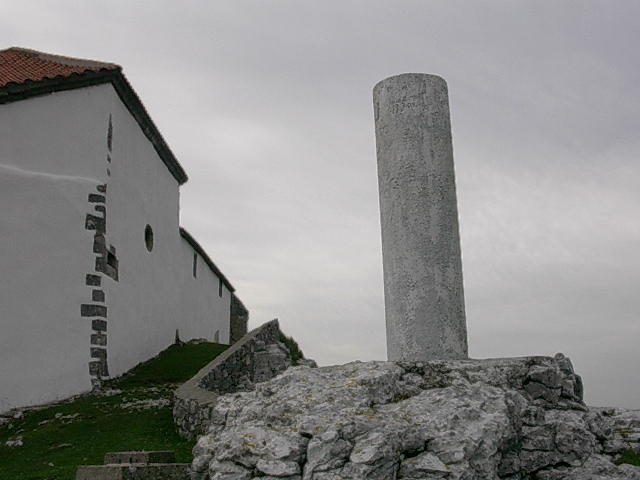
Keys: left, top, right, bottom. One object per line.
{"left": 597, "top": 407, "right": 640, "bottom": 457}
{"left": 192, "top": 355, "right": 638, "bottom": 480}
{"left": 399, "top": 451, "right": 451, "bottom": 478}
{"left": 298, "top": 358, "right": 318, "bottom": 368}
{"left": 535, "top": 454, "right": 640, "bottom": 480}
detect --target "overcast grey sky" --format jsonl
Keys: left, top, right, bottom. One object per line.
{"left": 3, "top": 1, "right": 639, "bottom": 408}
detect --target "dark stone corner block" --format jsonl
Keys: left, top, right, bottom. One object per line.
{"left": 81, "top": 304, "right": 107, "bottom": 318}
{"left": 91, "top": 333, "right": 107, "bottom": 346}
{"left": 92, "top": 319, "right": 107, "bottom": 332}
{"left": 86, "top": 274, "right": 102, "bottom": 286}
{"left": 92, "top": 290, "right": 105, "bottom": 303}
{"left": 90, "top": 347, "right": 107, "bottom": 360}
{"left": 85, "top": 214, "right": 106, "bottom": 233}
{"left": 89, "top": 360, "right": 109, "bottom": 377}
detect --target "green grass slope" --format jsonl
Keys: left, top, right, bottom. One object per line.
{"left": 617, "top": 449, "right": 640, "bottom": 467}
{"left": 0, "top": 341, "right": 227, "bottom": 480}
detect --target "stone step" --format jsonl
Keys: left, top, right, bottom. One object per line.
{"left": 103, "top": 450, "right": 176, "bottom": 465}
{"left": 76, "top": 463, "right": 190, "bottom": 480}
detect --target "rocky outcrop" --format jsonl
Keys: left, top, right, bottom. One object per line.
{"left": 191, "top": 354, "right": 640, "bottom": 480}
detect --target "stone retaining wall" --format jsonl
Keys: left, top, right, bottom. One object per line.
{"left": 173, "top": 319, "right": 292, "bottom": 440}
{"left": 229, "top": 294, "right": 249, "bottom": 344}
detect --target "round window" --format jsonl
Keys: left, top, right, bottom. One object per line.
{"left": 145, "top": 224, "right": 154, "bottom": 252}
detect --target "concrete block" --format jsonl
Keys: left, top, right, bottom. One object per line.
{"left": 76, "top": 463, "right": 190, "bottom": 480}
{"left": 104, "top": 451, "right": 176, "bottom": 464}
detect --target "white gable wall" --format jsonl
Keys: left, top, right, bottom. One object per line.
{"left": 0, "top": 83, "right": 231, "bottom": 413}
{"left": 0, "top": 87, "right": 106, "bottom": 412}
{"left": 0, "top": 166, "right": 97, "bottom": 413}
{"left": 178, "top": 237, "right": 232, "bottom": 345}
{"left": 100, "top": 84, "right": 231, "bottom": 378}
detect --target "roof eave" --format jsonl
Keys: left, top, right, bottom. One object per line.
{"left": 180, "top": 227, "right": 235, "bottom": 293}
{"left": 0, "top": 69, "right": 188, "bottom": 186}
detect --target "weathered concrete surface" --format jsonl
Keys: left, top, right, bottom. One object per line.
{"left": 192, "top": 353, "right": 639, "bottom": 480}
{"left": 103, "top": 451, "right": 176, "bottom": 464}
{"left": 76, "top": 463, "right": 190, "bottom": 480}
{"left": 374, "top": 73, "right": 468, "bottom": 361}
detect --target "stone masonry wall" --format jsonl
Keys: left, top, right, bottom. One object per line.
{"left": 173, "top": 319, "right": 292, "bottom": 440}
{"left": 229, "top": 294, "right": 249, "bottom": 344}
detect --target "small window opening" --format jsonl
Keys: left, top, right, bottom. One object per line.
{"left": 218, "top": 277, "right": 223, "bottom": 297}
{"left": 193, "top": 253, "right": 198, "bottom": 278}
{"left": 144, "top": 225, "right": 154, "bottom": 252}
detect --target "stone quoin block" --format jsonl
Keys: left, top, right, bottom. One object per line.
{"left": 96, "top": 184, "right": 107, "bottom": 193}
{"left": 91, "top": 347, "right": 107, "bottom": 360}
{"left": 92, "top": 290, "right": 105, "bottom": 302}
{"left": 81, "top": 304, "right": 107, "bottom": 317}
{"left": 84, "top": 214, "right": 105, "bottom": 234}
{"left": 86, "top": 274, "right": 101, "bottom": 286}
{"left": 89, "top": 360, "right": 108, "bottom": 377}
{"left": 88, "top": 193, "right": 105, "bottom": 203}
{"left": 91, "top": 333, "right": 107, "bottom": 346}
{"left": 93, "top": 234, "right": 106, "bottom": 254}
{"left": 92, "top": 319, "right": 107, "bottom": 332}
{"left": 96, "top": 256, "right": 119, "bottom": 282}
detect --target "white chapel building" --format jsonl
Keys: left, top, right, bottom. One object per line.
{"left": 0, "top": 47, "right": 247, "bottom": 413}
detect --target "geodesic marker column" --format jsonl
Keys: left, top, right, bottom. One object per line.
{"left": 374, "top": 73, "right": 468, "bottom": 361}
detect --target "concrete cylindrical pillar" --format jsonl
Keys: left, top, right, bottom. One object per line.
{"left": 374, "top": 73, "right": 468, "bottom": 361}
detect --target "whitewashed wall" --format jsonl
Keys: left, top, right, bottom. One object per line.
{"left": 0, "top": 165, "right": 96, "bottom": 413}
{"left": 101, "top": 83, "right": 231, "bottom": 378}
{"left": 0, "top": 84, "right": 231, "bottom": 413}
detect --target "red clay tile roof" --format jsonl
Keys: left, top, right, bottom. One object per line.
{"left": 0, "top": 47, "right": 120, "bottom": 88}
{"left": 0, "top": 46, "right": 188, "bottom": 185}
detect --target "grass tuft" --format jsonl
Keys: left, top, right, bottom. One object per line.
{"left": 278, "top": 332, "right": 305, "bottom": 365}
{"left": 617, "top": 449, "right": 640, "bottom": 467}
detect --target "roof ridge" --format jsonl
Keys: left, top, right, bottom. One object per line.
{"left": 2, "top": 46, "right": 120, "bottom": 70}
